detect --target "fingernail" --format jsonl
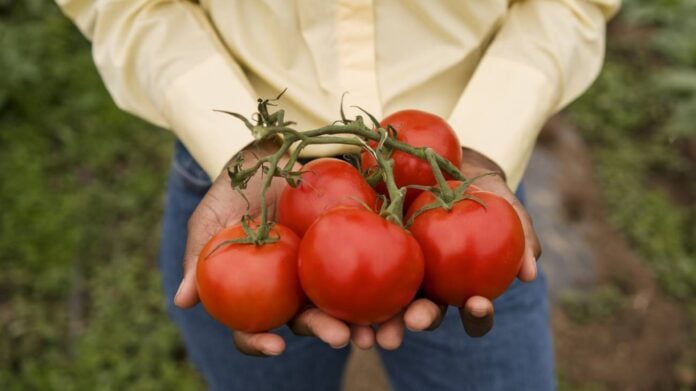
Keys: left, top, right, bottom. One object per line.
{"left": 406, "top": 313, "right": 427, "bottom": 331}
{"left": 331, "top": 341, "right": 350, "bottom": 349}
{"left": 174, "top": 281, "right": 184, "bottom": 300}
{"left": 262, "top": 347, "right": 283, "bottom": 356}
{"left": 470, "top": 306, "right": 488, "bottom": 318}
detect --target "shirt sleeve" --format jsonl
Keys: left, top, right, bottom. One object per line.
{"left": 55, "top": 0, "right": 257, "bottom": 177}
{"left": 448, "top": 0, "right": 620, "bottom": 190}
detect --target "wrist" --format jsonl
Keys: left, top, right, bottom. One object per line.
{"left": 460, "top": 147, "right": 506, "bottom": 181}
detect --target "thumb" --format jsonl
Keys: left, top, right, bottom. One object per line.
{"left": 173, "top": 174, "right": 271, "bottom": 308}
{"left": 174, "top": 214, "right": 214, "bottom": 308}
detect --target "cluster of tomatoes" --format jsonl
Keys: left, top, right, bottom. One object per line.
{"left": 196, "top": 110, "right": 525, "bottom": 333}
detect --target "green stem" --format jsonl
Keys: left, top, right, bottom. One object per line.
{"left": 223, "top": 102, "right": 473, "bottom": 241}
{"left": 379, "top": 157, "right": 405, "bottom": 224}
{"left": 283, "top": 140, "right": 306, "bottom": 174}
{"left": 286, "top": 124, "right": 466, "bottom": 181}
{"left": 255, "top": 141, "right": 292, "bottom": 240}
{"left": 425, "top": 148, "right": 454, "bottom": 203}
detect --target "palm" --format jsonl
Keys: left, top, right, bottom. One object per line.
{"left": 200, "top": 172, "right": 286, "bottom": 232}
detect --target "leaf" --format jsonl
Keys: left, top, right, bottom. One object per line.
{"left": 653, "top": 68, "right": 696, "bottom": 95}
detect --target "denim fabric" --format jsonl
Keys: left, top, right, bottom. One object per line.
{"left": 158, "top": 141, "right": 555, "bottom": 391}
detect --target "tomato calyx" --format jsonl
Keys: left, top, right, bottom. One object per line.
{"left": 404, "top": 160, "right": 498, "bottom": 228}
{"left": 405, "top": 183, "right": 486, "bottom": 227}
{"left": 204, "top": 217, "right": 282, "bottom": 259}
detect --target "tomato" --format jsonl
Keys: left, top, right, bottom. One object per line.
{"left": 278, "top": 158, "right": 378, "bottom": 236}
{"left": 361, "top": 110, "right": 462, "bottom": 207}
{"left": 298, "top": 207, "right": 424, "bottom": 325}
{"left": 196, "top": 223, "right": 305, "bottom": 332}
{"left": 407, "top": 181, "right": 524, "bottom": 305}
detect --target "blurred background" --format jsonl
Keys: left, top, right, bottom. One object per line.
{"left": 1, "top": 0, "right": 694, "bottom": 390}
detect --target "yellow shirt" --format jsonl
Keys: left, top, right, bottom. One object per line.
{"left": 56, "top": 0, "right": 619, "bottom": 189}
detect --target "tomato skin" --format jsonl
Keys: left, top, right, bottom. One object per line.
{"left": 407, "top": 182, "right": 525, "bottom": 305}
{"left": 361, "top": 110, "right": 462, "bottom": 207}
{"left": 196, "top": 223, "right": 304, "bottom": 332}
{"left": 298, "top": 207, "right": 424, "bottom": 325}
{"left": 278, "top": 158, "right": 378, "bottom": 236}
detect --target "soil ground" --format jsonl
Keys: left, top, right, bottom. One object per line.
{"left": 341, "top": 116, "right": 695, "bottom": 391}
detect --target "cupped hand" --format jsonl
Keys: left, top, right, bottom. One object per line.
{"left": 367, "top": 147, "right": 542, "bottom": 349}
{"left": 173, "top": 142, "right": 368, "bottom": 356}
{"left": 174, "top": 144, "right": 540, "bottom": 354}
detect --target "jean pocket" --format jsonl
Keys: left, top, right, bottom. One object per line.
{"left": 171, "top": 141, "right": 212, "bottom": 194}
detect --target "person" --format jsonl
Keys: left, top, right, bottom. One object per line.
{"left": 56, "top": 1, "right": 619, "bottom": 389}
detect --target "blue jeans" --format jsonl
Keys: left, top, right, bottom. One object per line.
{"left": 158, "top": 142, "right": 555, "bottom": 391}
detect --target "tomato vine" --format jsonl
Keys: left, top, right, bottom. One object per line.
{"left": 218, "top": 92, "right": 493, "bottom": 244}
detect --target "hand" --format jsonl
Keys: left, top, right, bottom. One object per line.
{"left": 173, "top": 142, "right": 369, "bottom": 356}
{"left": 455, "top": 147, "right": 541, "bottom": 335}
{"left": 459, "top": 147, "right": 541, "bottom": 272}
{"left": 368, "top": 147, "right": 542, "bottom": 347}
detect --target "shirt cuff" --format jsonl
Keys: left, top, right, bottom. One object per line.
{"left": 448, "top": 57, "right": 556, "bottom": 190}
{"left": 163, "top": 55, "right": 257, "bottom": 178}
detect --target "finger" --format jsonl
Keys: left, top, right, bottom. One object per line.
{"left": 174, "top": 214, "right": 215, "bottom": 308}
{"left": 460, "top": 296, "right": 494, "bottom": 338}
{"left": 404, "top": 298, "right": 446, "bottom": 331}
{"left": 517, "top": 247, "right": 537, "bottom": 282}
{"left": 173, "top": 257, "right": 201, "bottom": 308}
{"left": 350, "top": 325, "right": 375, "bottom": 350}
{"left": 509, "top": 198, "right": 541, "bottom": 282}
{"left": 233, "top": 331, "right": 286, "bottom": 357}
{"left": 289, "top": 308, "right": 351, "bottom": 349}
{"left": 511, "top": 198, "right": 542, "bottom": 259}
{"left": 376, "top": 313, "right": 405, "bottom": 350}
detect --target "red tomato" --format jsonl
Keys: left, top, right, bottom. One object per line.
{"left": 196, "top": 223, "right": 305, "bottom": 332}
{"left": 407, "top": 182, "right": 524, "bottom": 305}
{"left": 278, "top": 158, "right": 378, "bottom": 236}
{"left": 361, "top": 110, "right": 462, "bottom": 207}
{"left": 298, "top": 207, "right": 424, "bottom": 325}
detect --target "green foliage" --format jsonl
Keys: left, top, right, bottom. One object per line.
{"left": 0, "top": 1, "right": 201, "bottom": 389}
{"left": 622, "top": 0, "right": 696, "bottom": 66}
{"left": 568, "top": 0, "right": 696, "bottom": 302}
{"left": 557, "top": 369, "right": 608, "bottom": 391}
{"left": 559, "top": 286, "right": 626, "bottom": 324}
{"left": 563, "top": 6, "right": 696, "bottom": 389}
